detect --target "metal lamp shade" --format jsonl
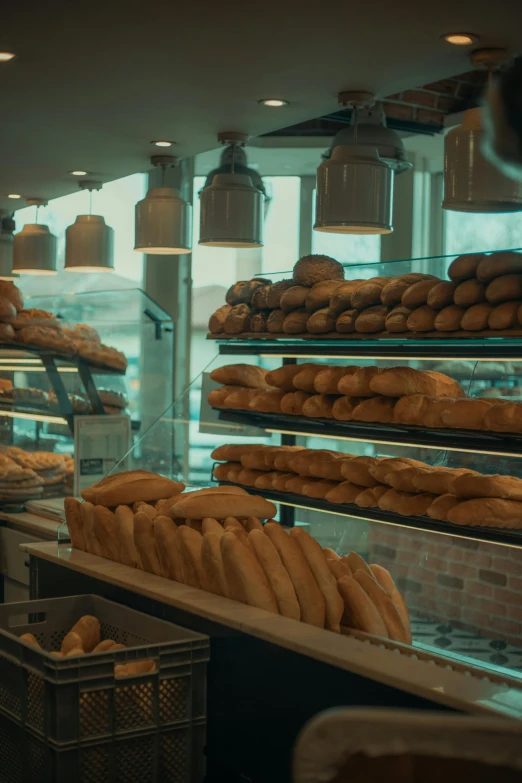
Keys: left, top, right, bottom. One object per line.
{"left": 65, "top": 214, "right": 114, "bottom": 272}
{"left": 134, "top": 187, "right": 192, "bottom": 255}
{"left": 12, "top": 224, "right": 57, "bottom": 275}
{"left": 0, "top": 231, "right": 16, "bottom": 280}
{"left": 443, "top": 107, "right": 522, "bottom": 213}
{"left": 314, "top": 144, "right": 394, "bottom": 234}
{"left": 199, "top": 173, "right": 264, "bottom": 247}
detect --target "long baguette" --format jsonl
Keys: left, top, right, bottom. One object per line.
{"left": 345, "top": 552, "right": 373, "bottom": 578}
{"left": 178, "top": 526, "right": 206, "bottom": 588}
{"left": 353, "top": 570, "right": 408, "bottom": 644}
{"left": 220, "top": 532, "right": 279, "bottom": 613}
{"left": 370, "top": 564, "right": 411, "bottom": 644}
{"left": 133, "top": 512, "right": 163, "bottom": 576}
{"left": 115, "top": 505, "right": 139, "bottom": 567}
{"left": 80, "top": 502, "right": 102, "bottom": 558}
{"left": 290, "top": 528, "right": 343, "bottom": 633}
{"left": 202, "top": 517, "right": 225, "bottom": 536}
{"left": 170, "top": 493, "right": 277, "bottom": 521}
{"left": 64, "top": 498, "right": 86, "bottom": 551}
{"left": 93, "top": 506, "right": 120, "bottom": 562}
{"left": 249, "top": 530, "right": 301, "bottom": 620}
{"left": 337, "top": 576, "right": 388, "bottom": 637}
{"left": 201, "top": 533, "right": 228, "bottom": 597}
{"left": 154, "top": 516, "right": 184, "bottom": 581}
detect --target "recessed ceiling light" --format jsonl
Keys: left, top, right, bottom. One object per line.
{"left": 7, "top": 194, "right": 21, "bottom": 199}
{"left": 152, "top": 140, "right": 174, "bottom": 147}
{"left": 442, "top": 33, "right": 478, "bottom": 45}
{"left": 70, "top": 170, "right": 88, "bottom": 176}
{"left": 259, "top": 98, "right": 289, "bottom": 107}
{"left": 0, "top": 52, "right": 15, "bottom": 62}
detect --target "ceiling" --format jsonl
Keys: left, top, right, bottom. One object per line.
{"left": 1, "top": 0, "right": 521, "bottom": 212}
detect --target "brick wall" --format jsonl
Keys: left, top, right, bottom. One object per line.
{"left": 367, "top": 527, "right": 522, "bottom": 648}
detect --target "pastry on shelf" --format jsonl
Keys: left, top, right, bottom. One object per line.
{"left": 12, "top": 308, "right": 61, "bottom": 331}
{"left": 74, "top": 340, "right": 128, "bottom": 372}
{"left": 61, "top": 323, "right": 100, "bottom": 342}
{"left": 14, "top": 325, "right": 77, "bottom": 356}
{"left": 48, "top": 390, "right": 91, "bottom": 414}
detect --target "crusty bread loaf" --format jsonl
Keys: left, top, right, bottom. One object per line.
{"left": 267, "top": 309, "right": 285, "bottom": 333}
{"left": 283, "top": 309, "right": 309, "bottom": 334}
{"left": 303, "top": 479, "right": 340, "bottom": 499}
{"left": 461, "top": 302, "right": 495, "bottom": 331}
{"left": 81, "top": 471, "right": 185, "bottom": 508}
{"left": 302, "top": 394, "right": 337, "bottom": 418}
{"left": 327, "top": 559, "right": 351, "bottom": 580}
{"left": 305, "top": 280, "right": 343, "bottom": 312}
{"left": 178, "top": 525, "right": 206, "bottom": 587}
{"left": 341, "top": 456, "right": 382, "bottom": 487}
{"left": 290, "top": 527, "right": 344, "bottom": 632}
{"left": 114, "top": 505, "right": 139, "bottom": 567}
{"left": 154, "top": 516, "right": 184, "bottom": 581}
{"left": 412, "top": 467, "right": 475, "bottom": 495}
{"left": 273, "top": 447, "right": 306, "bottom": 471}
{"left": 69, "top": 616, "right": 100, "bottom": 653}
{"left": 447, "top": 497, "right": 522, "bottom": 528}
{"left": 264, "top": 522, "right": 326, "bottom": 627}
{"left": 201, "top": 532, "right": 227, "bottom": 596}
{"left": 434, "top": 305, "right": 466, "bottom": 331}
{"left": 280, "top": 286, "right": 309, "bottom": 313}
{"left": 486, "top": 274, "right": 522, "bottom": 304}
{"left": 378, "top": 488, "right": 436, "bottom": 516}
{"left": 385, "top": 466, "right": 427, "bottom": 492}
{"left": 381, "top": 274, "right": 433, "bottom": 306}
{"left": 252, "top": 285, "right": 270, "bottom": 309}
{"left": 249, "top": 311, "right": 269, "bottom": 333}
{"left": 240, "top": 448, "right": 277, "bottom": 470}
{"left": 210, "top": 364, "right": 269, "bottom": 389}
{"left": 337, "top": 575, "right": 388, "bottom": 636}
{"left": 426, "top": 281, "right": 458, "bottom": 310}
{"left": 307, "top": 308, "right": 336, "bottom": 334}
{"left": 476, "top": 250, "right": 522, "bottom": 283}
{"left": 351, "top": 278, "right": 387, "bottom": 310}
{"left": 262, "top": 446, "right": 302, "bottom": 470}
{"left": 454, "top": 279, "right": 486, "bottom": 307}
{"left": 64, "top": 497, "right": 86, "bottom": 552}
{"left": 254, "top": 471, "right": 278, "bottom": 490}
{"left": 354, "top": 485, "right": 388, "bottom": 508}
{"left": 351, "top": 396, "right": 397, "bottom": 423}
{"left": 265, "top": 280, "right": 295, "bottom": 309}
{"left": 170, "top": 493, "right": 276, "bottom": 521}
{"left": 293, "top": 364, "right": 323, "bottom": 392}
{"left": 236, "top": 468, "right": 267, "bottom": 487}
{"left": 448, "top": 252, "right": 483, "bottom": 281}
{"left": 209, "top": 304, "right": 232, "bottom": 334}
{"left": 220, "top": 532, "right": 279, "bottom": 612}
{"left": 424, "top": 397, "right": 456, "bottom": 428}
{"left": 406, "top": 306, "right": 436, "bottom": 332}
{"left": 308, "top": 456, "right": 352, "bottom": 481}
{"left": 452, "top": 472, "right": 522, "bottom": 501}
{"left": 338, "top": 366, "right": 381, "bottom": 397}
{"left": 226, "top": 279, "right": 271, "bottom": 306}
{"left": 92, "top": 506, "right": 120, "bottom": 562}
{"left": 488, "top": 301, "right": 520, "bottom": 329}
{"left": 484, "top": 401, "right": 522, "bottom": 433}
{"left": 355, "top": 305, "right": 389, "bottom": 333}
{"left": 272, "top": 472, "right": 296, "bottom": 491}
{"left": 401, "top": 279, "right": 440, "bottom": 309}
{"left": 314, "top": 366, "right": 357, "bottom": 394}
{"left": 265, "top": 364, "right": 306, "bottom": 392}
{"left": 245, "top": 516, "right": 263, "bottom": 532}
{"left": 293, "top": 254, "right": 344, "bottom": 287}
{"left": 393, "top": 394, "right": 430, "bottom": 426}
{"left": 288, "top": 449, "right": 339, "bottom": 476}
{"left": 332, "top": 395, "right": 365, "bottom": 421}
{"left": 80, "top": 502, "right": 102, "bottom": 557}
{"left": 345, "top": 552, "right": 373, "bottom": 578}
{"left": 440, "top": 398, "right": 494, "bottom": 430}
{"left": 370, "top": 457, "right": 425, "bottom": 485}
{"left": 385, "top": 305, "right": 411, "bottom": 333}
{"left": 369, "top": 367, "right": 464, "bottom": 399}
{"left": 369, "top": 564, "right": 411, "bottom": 644}
{"left": 285, "top": 475, "right": 311, "bottom": 494}
{"left": 335, "top": 309, "right": 359, "bottom": 333}
{"left": 248, "top": 390, "right": 285, "bottom": 413}
{"left": 330, "top": 280, "right": 363, "bottom": 314}
{"left": 426, "top": 493, "right": 460, "bottom": 521}
{"left": 134, "top": 511, "right": 163, "bottom": 576}
{"left": 248, "top": 529, "right": 300, "bottom": 619}
{"left": 280, "top": 391, "right": 313, "bottom": 415}
{"left": 354, "top": 570, "right": 408, "bottom": 643}
{"left": 211, "top": 444, "right": 266, "bottom": 461}
{"left": 325, "top": 481, "right": 362, "bottom": 504}
{"left": 222, "top": 388, "right": 261, "bottom": 410}
{"left": 207, "top": 385, "right": 244, "bottom": 408}
{"left": 223, "top": 304, "right": 252, "bottom": 333}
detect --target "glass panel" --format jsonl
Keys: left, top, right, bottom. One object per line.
{"left": 444, "top": 210, "right": 522, "bottom": 257}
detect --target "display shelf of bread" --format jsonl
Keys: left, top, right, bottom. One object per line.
{"left": 0, "top": 447, "right": 72, "bottom": 501}
{"left": 208, "top": 250, "right": 522, "bottom": 342}
{"left": 208, "top": 363, "right": 522, "bottom": 454}
{"left": 64, "top": 471, "right": 411, "bottom": 644}
{"left": 210, "top": 444, "right": 522, "bottom": 541}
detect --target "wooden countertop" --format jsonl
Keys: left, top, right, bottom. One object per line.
{"left": 0, "top": 509, "right": 61, "bottom": 539}
{"left": 22, "top": 541, "right": 522, "bottom": 720}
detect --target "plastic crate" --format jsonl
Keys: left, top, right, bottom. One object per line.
{"left": 0, "top": 594, "right": 208, "bottom": 781}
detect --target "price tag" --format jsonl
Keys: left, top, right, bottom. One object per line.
{"left": 199, "top": 373, "right": 265, "bottom": 437}
{"left": 74, "top": 415, "right": 131, "bottom": 496}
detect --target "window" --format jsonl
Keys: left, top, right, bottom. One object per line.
{"left": 311, "top": 189, "right": 381, "bottom": 263}
{"left": 444, "top": 210, "right": 522, "bottom": 256}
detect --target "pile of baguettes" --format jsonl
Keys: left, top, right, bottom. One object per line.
{"left": 64, "top": 470, "right": 411, "bottom": 643}
{"left": 209, "top": 363, "right": 522, "bottom": 434}
{"left": 213, "top": 444, "right": 522, "bottom": 529}
{"left": 208, "top": 250, "right": 522, "bottom": 337}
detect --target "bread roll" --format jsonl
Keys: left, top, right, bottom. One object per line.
{"left": 338, "top": 366, "right": 381, "bottom": 397}
{"left": 154, "top": 516, "right": 184, "bottom": 581}
{"left": 354, "top": 570, "right": 408, "bottom": 643}
{"left": 170, "top": 493, "right": 276, "bottom": 521}
{"left": 354, "top": 485, "right": 388, "bottom": 508}
{"left": 226, "top": 279, "right": 271, "bottom": 306}
{"left": 303, "top": 479, "right": 339, "bottom": 499}
{"left": 385, "top": 305, "right": 411, "bottom": 333}
{"left": 484, "top": 401, "right": 522, "bottom": 433}
{"left": 332, "top": 395, "right": 365, "bottom": 421}
{"left": 354, "top": 305, "right": 389, "bottom": 333}
{"left": 223, "top": 304, "right": 252, "bottom": 334}
{"left": 440, "top": 398, "right": 493, "bottom": 430}
{"left": 61, "top": 631, "right": 84, "bottom": 656}
{"left": 293, "top": 254, "right": 344, "bottom": 287}
{"left": 337, "top": 576, "right": 388, "bottom": 636}
{"left": 454, "top": 279, "right": 487, "bottom": 307}
{"left": 434, "top": 305, "right": 466, "bottom": 331}
{"left": 476, "top": 250, "right": 522, "bottom": 283}
{"left": 280, "top": 391, "right": 312, "bottom": 415}
{"left": 207, "top": 385, "right": 244, "bottom": 408}
{"left": 280, "top": 286, "right": 309, "bottom": 313}
{"left": 370, "top": 367, "right": 463, "bottom": 398}
{"left": 351, "top": 278, "right": 387, "bottom": 310}
{"left": 293, "top": 364, "right": 323, "bottom": 392}
{"left": 447, "top": 497, "right": 522, "bottom": 528}
{"left": 248, "top": 529, "right": 300, "bottom": 620}
{"left": 266, "top": 280, "right": 295, "bottom": 309}
{"left": 325, "top": 481, "right": 362, "bottom": 504}
{"left": 220, "top": 532, "right": 278, "bottom": 612}
{"left": 265, "top": 364, "right": 306, "bottom": 392}
{"left": 290, "top": 527, "right": 344, "bottom": 632}
{"left": 283, "top": 309, "right": 309, "bottom": 334}
{"left": 249, "top": 311, "right": 269, "bottom": 333}
{"left": 452, "top": 472, "right": 522, "bottom": 501}
{"left": 308, "top": 456, "right": 352, "bottom": 481}
{"left": 426, "top": 493, "right": 460, "bottom": 521}
{"left": 369, "top": 564, "right": 411, "bottom": 645}
{"left": 330, "top": 280, "right": 363, "bottom": 314}
{"left": 341, "top": 456, "right": 382, "bottom": 487}
{"left": 407, "top": 306, "right": 436, "bottom": 332}
{"left": 385, "top": 466, "right": 426, "bottom": 492}
{"left": 252, "top": 285, "right": 270, "bottom": 309}
{"left": 302, "top": 394, "right": 337, "bottom": 418}
{"left": 209, "top": 304, "right": 232, "bottom": 334}
{"left": 488, "top": 301, "right": 520, "bottom": 329}
{"left": 413, "top": 467, "right": 475, "bottom": 495}
{"left": 314, "top": 366, "right": 357, "bottom": 394}
{"left": 288, "top": 449, "right": 337, "bottom": 476}
{"left": 222, "top": 388, "right": 261, "bottom": 410}
{"left": 64, "top": 497, "right": 86, "bottom": 552}
{"left": 426, "top": 281, "right": 458, "bottom": 309}
{"left": 81, "top": 470, "right": 185, "bottom": 508}
{"left": 378, "top": 489, "right": 436, "bottom": 516}
{"left": 273, "top": 447, "right": 306, "bottom": 471}
{"left": 236, "top": 468, "right": 267, "bottom": 487}
{"left": 272, "top": 472, "right": 296, "bottom": 491}
{"left": 211, "top": 444, "right": 266, "bottom": 461}
{"left": 336, "top": 309, "right": 359, "bottom": 333}
{"left": 370, "top": 457, "right": 425, "bottom": 485}
{"left": 69, "top": 615, "right": 100, "bottom": 653}
{"left": 393, "top": 394, "right": 430, "bottom": 426}
{"left": 352, "top": 396, "right": 397, "bottom": 423}
{"left": 305, "top": 280, "right": 343, "bottom": 312}
{"left": 486, "top": 274, "right": 522, "bottom": 304}
{"left": 267, "top": 309, "right": 285, "bottom": 333}
{"left": 286, "top": 476, "right": 313, "bottom": 494}
{"left": 210, "top": 364, "right": 269, "bottom": 389}
{"left": 249, "top": 390, "right": 285, "bottom": 413}
{"left": 381, "top": 274, "right": 433, "bottom": 306}
{"left": 448, "top": 253, "right": 483, "bottom": 281}
{"left": 401, "top": 279, "right": 440, "bottom": 309}
{"left": 461, "top": 302, "right": 495, "bottom": 331}
{"left": 307, "top": 308, "right": 336, "bottom": 334}
{"left": 265, "top": 522, "right": 326, "bottom": 627}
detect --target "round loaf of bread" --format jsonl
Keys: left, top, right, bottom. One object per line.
{"left": 283, "top": 308, "right": 308, "bottom": 334}
{"left": 266, "top": 279, "right": 295, "bottom": 309}
{"left": 447, "top": 253, "right": 483, "bottom": 282}
{"left": 476, "top": 251, "right": 522, "bottom": 283}
{"left": 280, "top": 286, "right": 309, "bottom": 313}
{"left": 385, "top": 305, "right": 411, "bottom": 333}
{"left": 267, "top": 309, "right": 285, "bottom": 333}
{"left": 307, "top": 308, "right": 336, "bottom": 334}
{"left": 305, "top": 280, "right": 343, "bottom": 312}
{"left": 336, "top": 309, "right": 359, "bottom": 333}
{"left": 461, "top": 302, "right": 494, "bottom": 331}
{"left": 292, "top": 254, "right": 344, "bottom": 287}
{"left": 426, "top": 281, "right": 458, "bottom": 310}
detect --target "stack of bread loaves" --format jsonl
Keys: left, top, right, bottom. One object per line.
{"left": 64, "top": 470, "right": 411, "bottom": 643}
{"left": 208, "top": 250, "right": 522, "bottom": 338}
{"left": 212, "top": 444, "right": 522, "bottom": 530}
{"left": 208, "top": 362, "right": 522, "bottom": 434}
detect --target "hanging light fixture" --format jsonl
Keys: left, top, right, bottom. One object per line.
{"left": 65, "top": 181, "right": 114, "bottom": 272}
{"left": 134, "top": 155, "right": 191, "bottom": 255}
{"left": 199, "top": 132, "right": 264, "bottom": 247}
{"left": 0, "top": 212, "right": 16, "bottom": 280}
{"left": 443, "top": 48, "right": 522, "bottom": 213}
{"left": 13, "top": 198, "right": 57, "bottom": 275}
{"left": 314, "top": 92, "right": 394, "bottom": 234}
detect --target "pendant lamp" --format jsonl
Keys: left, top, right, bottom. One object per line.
{"left": 0, "top": 213, "right": 16, "bottom": 280}
{"left": 314, "top": 92, "right": 394, "bottom": 234}
{"left": 12, "top": 198, "right": 57, "bottom": 275}
{"left": 134, "top": 155, "right": 192, "bottom": 255}
{"left": 199, "top": 132, "right": 264, "bottom": 247}
{"left": 443, "top": 48, "right": 522, "bottom": 213}
{"left": 65, "top": 181, "right": 114, "bottom": 272}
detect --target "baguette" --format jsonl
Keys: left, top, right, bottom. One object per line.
{"left": 241, "top": 449, "right": 274, "bottom": 469}
{"left": 337, "top": 366, "right": 381, "bottom": 397}
{"left": 249, "top": 529, "right": 301, "bottom": 620}
{"left": 412, "top": 467, "right": 475, "bottom": 495}
{"left": 211, "top": 443, "right": 266, "bottom": 462}
{"left": 213, "top": 462, "right": 238, "bottom": 481}
{"left": 285, "top": 476, "right": 313, "bottom": 494}
{"left": 454, "top": 279, "right": 486, "bottom": 307}
{"left": 384, "top": 466, "right": 428, "bottom": 492}
{"left": 221, "top": 388, "right": 260, "bottom": 410}
{"left": 434, "top": 305, "right": 465, "bottom": 331}
{"left": 302, "top": 394, "right": 337, "bottom": 418}
{"left": 308, "top": 456, "right": 352, "bottom": 481}
{"left": 354, "top": 305, "right": 389, "bottom": 333}
{"left": 280, "top": 285, "right": 309, "bottom": 313}
{"left": 154, "top": 516, "right": 184, "bottom": 581}
{"left": 336, "top": 309, "right": 359, "bottom": 333}
{"left": 245, "top": 516, "right": 263, "bottom": 532}
{"left": 135, "top": 502, "right": 157, "bottom": 520}
{"left": 378, "top": 488, "right": 436, "bottom": 516}
{"left": 488, "top": 301, "right": 520, "bottom": 329}
{"left": 254, "top": 471, "right": 279, "bottom": 490}
{"left": 351, "top": 396, "right": 397, "bottom": 423}
{"left": 272, "top": 472, "right": 296, "bottom": 491}
{"left": 293, "top": 364, "right": 323, "bottom": 393}
{"left": 369, "top": 564, "right": 411, "bottom": 644}
{"left": 369, "top": 367, "right": 464, "bottom": 398}
{"left": 447, "top": 497, "right": 522, "bottom": 528}
{"left": 486, "top": 274, "right": 522, "bottom": 304}
{"left": 302, "top": 479, "right": 339, "bottom": 499}
{"left": 264, "top": 522, "right": 325, "bottom": 627}
{"left": 208, "top": 385, "right": 243, "bottom": 408}
{"left": 307, "top": 308, "right": 336, "bottom": 333}
{"left": 369, "top": 457, "right": 424, "bottom": 484}
{"left": 351, "top": 278, "right": 388, "bottom": 310}
{"left": 236, "top": 468, "right": 267, "bottom": 487}
{"left": 61, "top": 631, "right": 84, "bottom": 656}
{"left": 288, "top": 449, "right": 339, "bottom": 476}
{"left": 325, "top": 481, "right": 363, "bottom": 504}
{"left": 134, "top": 511, "right": 163, "bottom": 576}
{"left": 332, "top": 395, "right": 365, "bottom": 421}
{"left": 461, "top": 302, "right": 494, "bottom": 331}
{"left": 424, "top": 397, "right": 457, "bottom": 428}
{"left": 280, "top": 391, "right": 313, "bottom": 415}
{"left": 263, "top": 447, "right": 303, "bottom": 470}
{"left": 93, "top": 506, "right": 120, "bottom": 562}
{"left": 69, "top": 615, "right": 100, "bottom": 653}
{"left": 477, "top": 250, "right": 522, "bottom": 282}
{"left": 337, "top": 576, "right": 388, "bottom": 637}
{"left": 202, "top": 517, "right": 225, "bottom": 536}
{"left": 330, "top": 280, "right": 363, "bottom": 314}
{"left": 305, "top": 280, "right": 343, "bottom": 312}
{"left": 313, "top": 366, "right": 357, "bottom": 394}
{"left": 20, "top": 633, "right": 40, "bottom": 649}
{"left": 115, "top": 505, "right": 139, "bottom": 567}
{"left": 484, "top": 401, "right": 522, "bottom": 433}
{"left": 354, "top": 570, "right": 408, "bottom": 643}
{"left": 354, "top": 485, "right": 388, "bottom": 508}
{"left": 265, "top": 364, "right": 306, "bottom": 391}
{"left": 440, "top": 398, "right": 493, "bottom": 430}
{"left": 220, "top": 532, "right": 279, "bottom": 612}
{"left": 452, "top": 472, "right": 522, "bottom": 501}
{"left": 64, "top": 498, "right": 86, "bottom": 551}
{"left": 393, "top": 394, "right": 430, "bottom": 426}
{"left": 283, "top": 308, "right": 309, "bottom": 334}
{"left": 426, "top": 281, "right": 458, "bottom": 309}
{"left": 178, "top": 525, "right": 205, "bottom": 588}
{"left": 248, "top": 390, "right": 285, "bottom": 413}
{"left": 381, "top": 274, "right": 432, "bottom": 306}
{"left": 448, "top": 252, "right": 483, "bottom": 281}
{"left": 82, "top": 471, "right": 185, "bottom": 508}
{"left": 406, "top": 306, "right": 436, "bottom": 332}
{"left": 209, "top": 364, "right": 269, "bottom": 389}
{"left": 224, "top": 516, "right": 244, "bottom": 529}
{"left": 345, "top": 552, "right": 373, "bottom": 578}
{"left": 341, "top": 456, "right": 382, "bottom": 487}
{"left": 327, "top": 559, "right": 351, "bottom": 580}
{"left": 290, "top": 527, "right": 344, "bottom": 632}
{"left": 273, "top": 448, "right": 306, "bottom": 471}
{"left": 401, "top": 279, "right": 440, "bottom": 309}
{"left": 385, "top": 305, "right": 411, "bottom": 333}
{"left": 323, "top": 547, "right": 340, "bottom": 561}
{"left": 426, "top": 493, "right": 460, "bottom": 521}
{"left": 80, "top": 502, "right": 102, "bottom": 558}
{"left": 169, "top": 493, "right": 276, "bottom": 521}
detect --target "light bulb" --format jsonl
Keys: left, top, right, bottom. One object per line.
{"left": 152, "top": 141, "right": 174, "bottom": 147}
{"left": 7, "top": 194, "right": 21, "bottom": 199}
{"left": 70, "top": 170, "right": 88, "bottom": 176}
{"left": 443, "top": 33, "right": 477, "bottom": 45}
{"left": 259, "top": 98, "right": 288, "bottom": 107}
{"left": 0, "top": 52, "right": 15, "bottom": 62}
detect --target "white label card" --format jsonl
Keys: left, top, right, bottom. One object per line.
{"left": 74, "top": 415, "right": 131, "bottom": 496}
